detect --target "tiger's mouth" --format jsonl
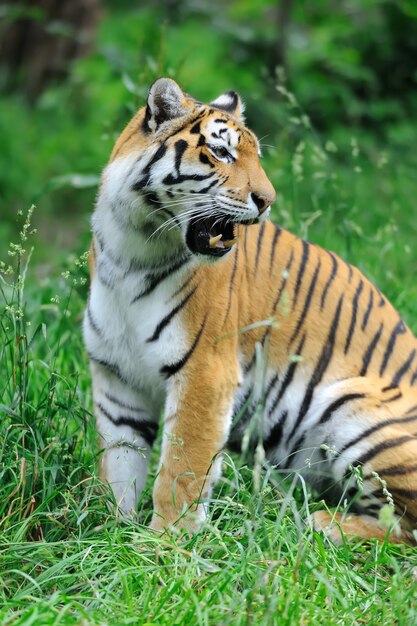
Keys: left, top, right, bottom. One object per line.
{"left": 185, "top": 215, "right": 238, "bottom": 257}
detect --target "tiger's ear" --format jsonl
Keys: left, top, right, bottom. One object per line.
{"left": 210, "top": 91, "right": 245, "bottom": 121}
{"left": 143, "top": 78, "right": 188, "bottom": 132}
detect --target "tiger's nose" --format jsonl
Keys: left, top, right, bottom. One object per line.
{"left": 251, "top": 192, "right": 274, "bottom": 214}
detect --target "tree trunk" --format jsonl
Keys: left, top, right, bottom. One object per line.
{"left": 0, "top": 0, "right": 101, "bottom": 102}
{"left": 272, "top": 0, "right": 293, "bottom": 76}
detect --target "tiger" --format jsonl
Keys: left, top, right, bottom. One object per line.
{"left": 84, "top": 77, "right": 417, "bottom": 545}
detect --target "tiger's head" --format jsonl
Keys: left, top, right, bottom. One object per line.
{"left": 103, "top": 77, "right": 275, "bottom": 261}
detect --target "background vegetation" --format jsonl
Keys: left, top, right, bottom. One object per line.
{"left": 1, "top": 0, "right": 417, "bottom": 624}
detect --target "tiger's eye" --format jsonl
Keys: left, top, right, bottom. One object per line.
{"left": 215, "top": 147, "right": 228, "bottom": 157}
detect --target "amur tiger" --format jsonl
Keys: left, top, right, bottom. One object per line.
{"left": 84, "top": 77, "right": 417, "bottom": 545}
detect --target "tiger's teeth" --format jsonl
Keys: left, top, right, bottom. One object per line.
{"left": 223, "top": 237, "right": 238, "bottom": 248}
{"left": 209, "top": 234, "right": 223, "bottom": 248}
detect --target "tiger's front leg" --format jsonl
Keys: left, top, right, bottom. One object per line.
{"left": 91, "top": 362, "right": 159, "bottom": 516}
{"left": 150, "top": 357, "right": 237, "bottom": 533}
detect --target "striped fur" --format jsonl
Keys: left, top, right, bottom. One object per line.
{"left": 84, "top": 78, "right": 417, "bottom": 544}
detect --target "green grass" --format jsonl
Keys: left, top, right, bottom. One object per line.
{"left": 1, "top": 119, "right": 417, "bottom": 625}
{"left": 3, "top": 0, "right": 417, "bottom": 265}
{"left": 2, "top": 3, "right": 417, "bottom": 623}
{"left": 2, "top": 7, "right": 417, "bottom": 616}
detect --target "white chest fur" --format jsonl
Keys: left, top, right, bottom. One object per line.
{"left": 84, "top": 256, "right": 196, "bottom": 415}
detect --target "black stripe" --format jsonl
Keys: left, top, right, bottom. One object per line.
{"left": 243, "top": 318, "right": 277, "bottom": 375}
{"left": 376, "top": 463, "right": 417, "bottom": 477}
{"left": 406, "top": 404, "right": 417, "bottom": 415}
{"left": 375, "top": 287, "right": 385, "bottom": 307}
{"left": 286, "top": 295, "right": 344, "bottom": 444}
{"left": 96, "top": 264, "right": 115, "bottom": 289}
{"left": 272, "top": 248, "right": 294, "bottom": 311}
{"left": 359, "top": 323, "right": 384, "bottom": 376}
{"left": 387, "top": 486, "right": 417, "bottom": 499}
{"left": 381, "top": 384, "right": 398, "bottom": 392}
{"left": 391, "top": 349, "right": 416, "bottom": 387}
{"left": 293, "top": 240, "right": 310, "bottom": 307}
{"left": 338, "top": 414, "right": 417, "bottom": 456}
{"left": 232, "top": 388, "right": 254, "bottom": 425}
{"left": 174, "top": 139, "right": 188, "bottom": 173}
{"left": 142, "top": 191, "right": 161, "bottom": 207}
{"left": 289, "top": 259, "right": 321, "bottom": 345}
{"left": 412, "top": 370, "right": 417, "bottom": 386}
{"left": 264, "top": 374, "right": 279, "bottom": 402}
{"left": 131, "top": 257, "right": 189, "bottom": 303}
{"left": 159, "top": 207, "right": 174, "bottom": 219}
{"left": 282, "top": 433, "right": 305, "bottom": 469}
{"left": 264, "top": 411, "right": 288, "bottom": 450}
{"left": 142, "top": 104, "right": 152, "bottom": 134}
{"left": 356, "top": 489, "right": 384, "bottom": 501}
{"left": 87, "top": 304, "right": 103, "bottom": 337}
{"left": 198, "top": 179, "right": 219, "bottom": 193}
{"left": 244, "top": 352, "right": 256, "bottom": 375}
{"left": 89, "top": 355, "right": 129, "bottom": 386}
{"left": 171, "top": 270, "right": 197, "bottom": 300}
{"left": 254, "top": 222, "right": 266, "bottom": 275}
{"left": 361, "top": 288, "right": 374, "bottom": 331}
{"left": 379, "top": 319, "right": 407, "bottom": 376}
{"left": 381, "top": 391, "right": 403, "bottom": 403}
{"left": 320, "top": 251, "right": 338, "bottom": 310}
{"left": 163, "top": 171, "right": 213, "bottom": 186}
{"left": 199, "top": 152, "right": 214, "bottom": 168}
{"left": 356, "top": 435, "right": 417, "bottom": 467}
{"left": 104, "top": 392, "right": 148, "bottom": 415}
{"left": 362, "top": 503, "right": 384, "bottom": 515}
{"left": 223, "top": 247, "right": 239, "bottom": 326}
{"left": 147, "top": 286, "right": 197, "bottom": 343}
{"left": 159, "top": 207, "right": 181, "bottom": 229}
{"left": 269, "top": 334, "right": 306, "bottom": 418}
{"left": 344, "top": 279, "right": 363, "bottom": 354}
{"left": 269, "top": 226, "right": 282, "bottom": 274}
{"left": 132, "top": 142, "right": 167, "bottom": 191}
{"left": 160, "top": 314, "right": 208, "bottom": 378}
{"left": 318, "top": 393, "right": 366, "bottom": 425}
{"left": 97, "top": 403, "right": 157, "bottom": 446}
{"left": 264, "top": 374, "right": 281, "bottom": 413}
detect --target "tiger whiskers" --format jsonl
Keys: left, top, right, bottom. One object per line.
{"left": 143, "top": 188, "right": 253, "bottom": 244}
{"left": 145, "top": 204, "right": 217, "bottom": 243}
{"left": 145, "top": 193, "right": 216, "bottom": 219}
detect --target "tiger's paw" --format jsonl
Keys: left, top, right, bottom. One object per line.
{"left": 310, "top": 509, "right": 415, "bottom": 546}
{"left": 309, "top": 510, "right": 346, "bottom": 545}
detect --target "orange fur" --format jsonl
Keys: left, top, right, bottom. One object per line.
{"left": 88, "top": 80, "right": 417, "bottom": 542}
{"left": 149, "top": 224, "right": 417, "bottom": 536}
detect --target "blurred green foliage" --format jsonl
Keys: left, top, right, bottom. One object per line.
{"left": 1, "top": 6, "right": 417, "bottom": 621}
{"left": 0, "top": 0, "right": 416, "bottom": 264}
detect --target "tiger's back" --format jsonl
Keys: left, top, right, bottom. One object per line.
{"left": 85, "top": 78, "right": 417, "bottom": 544}
{"left": 175, "top": 220, "right": 417, "bottom": 538}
